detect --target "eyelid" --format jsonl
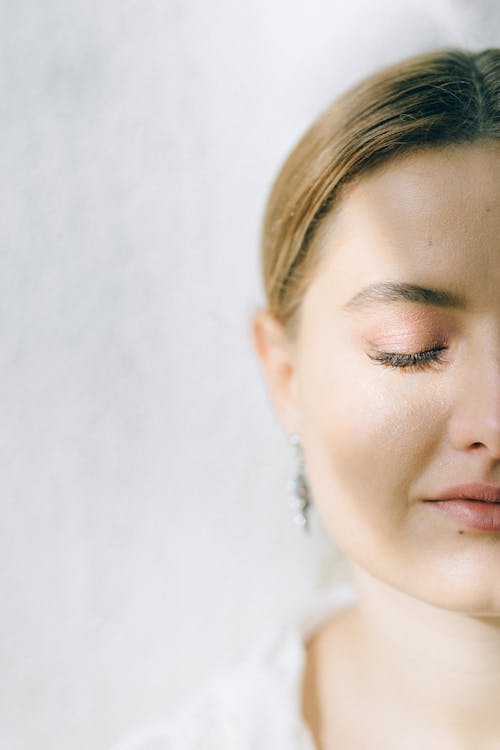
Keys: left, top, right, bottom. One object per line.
{"left": 367, "top": 345, "right": 449, "bottom": 371}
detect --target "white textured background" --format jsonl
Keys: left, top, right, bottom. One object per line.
{"left": 1, "top": 2, "right": 498, "bottom": 749}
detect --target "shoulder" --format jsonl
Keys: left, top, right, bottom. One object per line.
{"left": 109, "top": 583, "right": 358, "bottom": 750}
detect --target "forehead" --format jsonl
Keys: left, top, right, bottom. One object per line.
{"left": 309, "top": 142, "right": 500, "bottom": 307}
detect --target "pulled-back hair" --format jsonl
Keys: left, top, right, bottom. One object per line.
{"left": 260, "top": 48, "right": 500, "bottom": 339}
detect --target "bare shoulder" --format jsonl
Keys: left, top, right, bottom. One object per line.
{"left": 301, "top": 604, "right": 360, "bottom": 750}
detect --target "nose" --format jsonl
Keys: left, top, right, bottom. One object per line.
{"left": 448, "top": 350, "right": 500, "bottom": 462}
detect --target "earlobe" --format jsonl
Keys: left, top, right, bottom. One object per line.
{"left": 251, "top": 309, "right": 300, "bottom": 436}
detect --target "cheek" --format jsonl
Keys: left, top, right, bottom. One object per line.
{"left": 297, "top": 338, "right": 444, "bottom": 542}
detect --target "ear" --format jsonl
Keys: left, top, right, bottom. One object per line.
{"left": 251, "top": 309, "right": 300, "bottom": 437}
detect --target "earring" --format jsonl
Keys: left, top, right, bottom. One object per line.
{"left": 286, "top": 432, "right": 312, "bottom": 532}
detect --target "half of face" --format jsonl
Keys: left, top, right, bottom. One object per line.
{"left": 253, "top": 141, "right": 500, "bottom": 614}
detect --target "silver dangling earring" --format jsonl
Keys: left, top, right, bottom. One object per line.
{"left": 286, "top": 432, "right": 312, "bottom": 532}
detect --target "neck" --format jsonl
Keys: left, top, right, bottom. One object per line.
{"left": 348, "top": 561, "right": 500, "bottom": 744}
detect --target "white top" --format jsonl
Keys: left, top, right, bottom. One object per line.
{"left": 111, "top": 580, "right": 357, "bottom": 750}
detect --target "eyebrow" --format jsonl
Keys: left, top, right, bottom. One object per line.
{"left": 342, "top": 281, "right": 467, "bottom": 312}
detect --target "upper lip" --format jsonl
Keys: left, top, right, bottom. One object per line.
{"left": 426, "top": 482, "right": 500, "bottom": 504}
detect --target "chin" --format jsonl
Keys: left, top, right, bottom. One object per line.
{"left": 393, "top": 564, "right": 500, "bottom": 617}
{"left": 349, "top": 549, "right": 500, "bottom": 617}
{"left": 428, "top": 580, "right": 500, "bottom": 617}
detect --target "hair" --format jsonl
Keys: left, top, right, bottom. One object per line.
{"left": 260, "top": 47, "right": 500, "bottom": 340}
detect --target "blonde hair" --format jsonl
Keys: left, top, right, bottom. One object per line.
{"left": 260, "top": 48, "right": 500, "bottom": 339}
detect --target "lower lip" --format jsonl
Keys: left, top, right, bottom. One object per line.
{"left": 427, "top": 500, "right": 500, "bottom": 532}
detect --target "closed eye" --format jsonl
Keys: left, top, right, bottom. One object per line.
{"left": 367, "top": 346, "right": 449, "bottom": 372}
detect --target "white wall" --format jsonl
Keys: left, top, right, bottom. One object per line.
{"left": 1, "top": 1, "right": 498, "bottom": 748}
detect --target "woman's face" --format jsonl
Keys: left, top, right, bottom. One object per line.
{"left": 255, "top": 142, "right": 500, "bottom": 614}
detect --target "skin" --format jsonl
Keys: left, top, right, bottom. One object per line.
{"left": 252, "top": 142, "right": 500, "bottom": 749}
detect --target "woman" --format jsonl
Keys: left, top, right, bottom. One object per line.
{"left": 119, "top": 47, "right": 500, "bottom": 749}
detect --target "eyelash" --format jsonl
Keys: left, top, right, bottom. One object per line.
{"left": 368, "top": 346, "right": 449, "bottom": 372}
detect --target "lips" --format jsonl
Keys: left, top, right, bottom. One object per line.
{"left": 426, "top": 482, "right": 500, "bottom": 504}
{"left": 424, "top": 482, "right": 500, "bottom": 531}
